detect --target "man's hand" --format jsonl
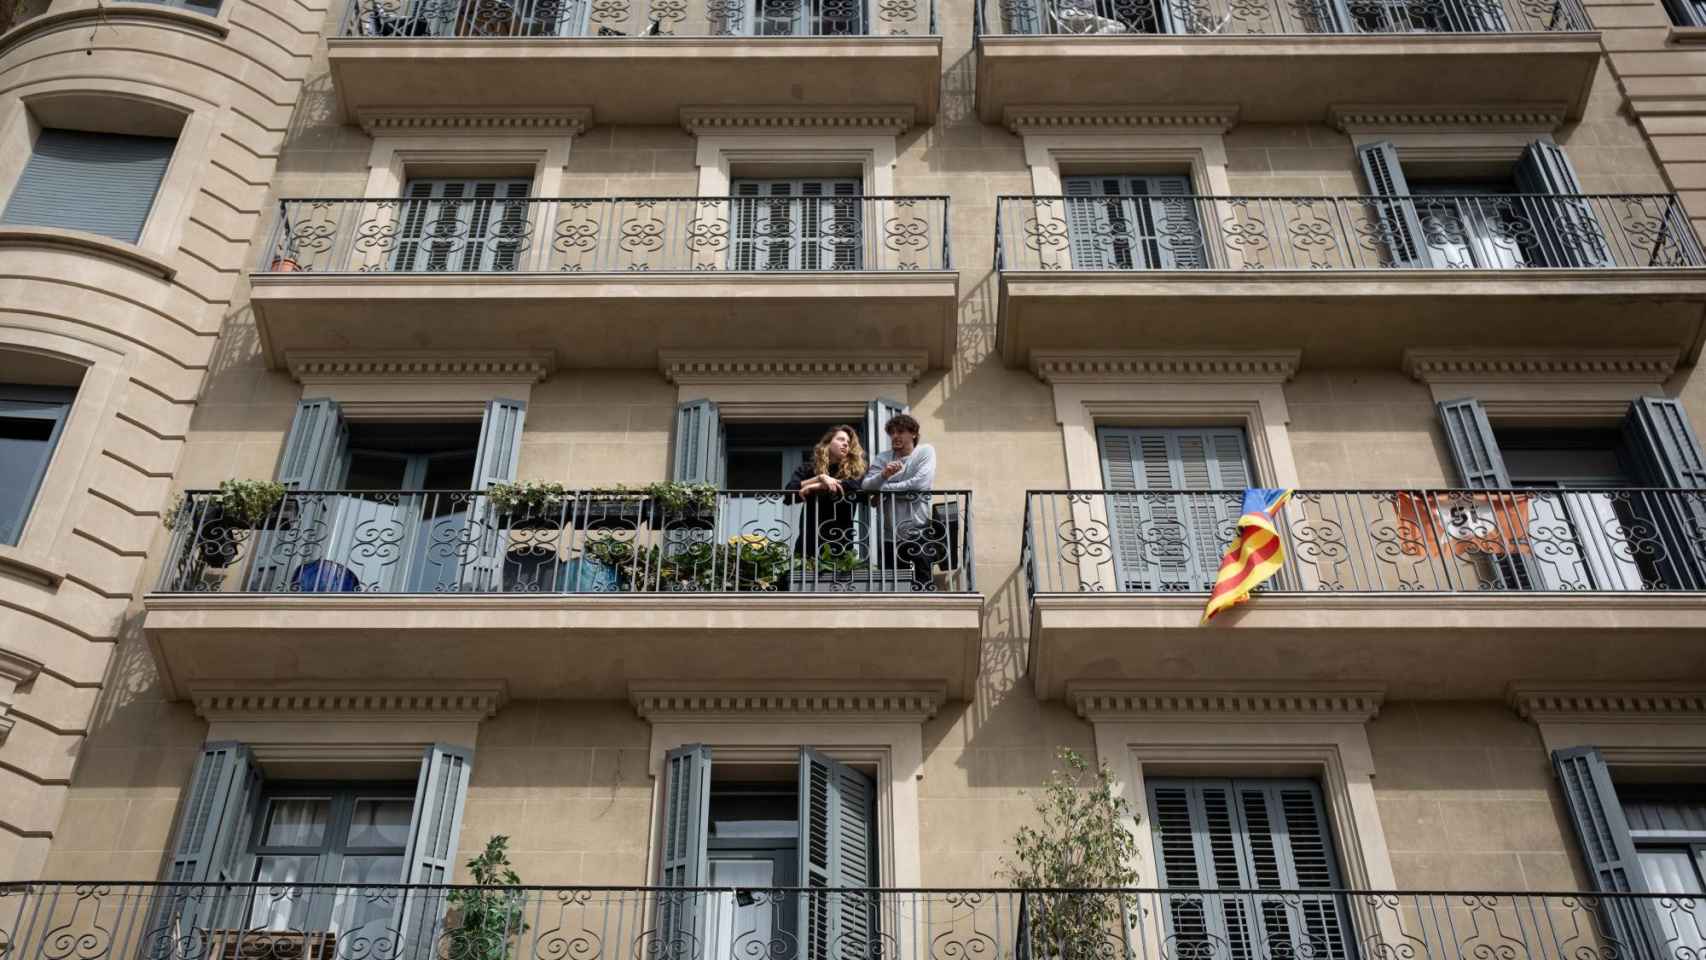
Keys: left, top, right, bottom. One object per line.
{"left": 881, "top": 460, "right": 905, "bottom": 479}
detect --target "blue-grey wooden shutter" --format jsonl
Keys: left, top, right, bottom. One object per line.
{"left": 159, "top": 742, "right": 260, "bottom": 938}
{"left": 391, "top": 178, "right": 531, "bottom": 272}
{"left": 1098, "top": 427, "right": 1250, "bottom": 591}
{"left": 1621, "top": 397, "right": 1706, "bottom": 589}
{"left": 1663, "top": 0, "right": 1706, "bottom": 26}
{"left": 1436, "top": 398, "right": 1510, "bottom": 488}
{"left": 1, "top": 129, "right": 176, "bottom": 244}
{"left": 1151, "top": 176, "right": 1206, "bottom": 269}
{"left": 1005, "top": 0, "right": 1043, "bottom": 32}
{"left": 1357, "top": 140, "right": 1427, "bottom": 267}
{"left": 276, "top": 398, "right": 348, "bottom": 490}
{"left": 674, "top": 399, "right": 724, "bottom": 485}
{"left": 1623, "top": 397, "right": 1706, "bottom": 489}
{"left": 1063, "top": 175, "right": 1197, "bottom": 270}
{"left": 659, "top": 744, "right": 713, "bottom": 957}
{"left": 1515, "top": 140, "right": 1613, "bottom": 267}
{"left": 866, "top": 398, "right": 910, "bottom": 457}
{"left": 395, "top": 744, "right": 473, "bottom": 954}
{"left": 1062, "top": 177, "right": 1111, "bottom": 270}
{"left": 1553, "top": 747, "right": 1660, "bottom": 960}
{"left": 473, "top": 399, "right": 527, "bottom": 490}
{"left": 731, "top": 179, "right": 862, "bottom": 270}
{"left": 798, "top": 748, "right": 878, "bottom": 960}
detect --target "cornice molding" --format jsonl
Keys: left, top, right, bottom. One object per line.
{"left": 660, "top": 352, "right": 926, "bottom": 385}
{"left": 631, "top": 685, "right": 945, "bottom": 722}
{"left": 1005, "top": 104, "right": 1239, "bottom": 134}
{"left": 1032, "top": 350, "right": 1300, "bottom": 383}
{"left": 287, "top": 352, "right": 556, "bottom": 384}
{"left": 359, "top": 109, "right": 593, "bottom": 137}
{"left": 1403, "top": 348, "right": 1679, "bottom": 383}
{"left": 192, "top": 683, "right": 508, "bottom": 722}
{"left": 1327, "top": 103, "right": 1568, "bottom": 133}
{"left": 1070, "top": 683, "right": 1385, "bottom": 723}
{"left": 1509, "top": 684, "right": 1706, "bottom": 722}
{"left": 0, "top": 648, "right": 43, "bottom": 687}
{"left": 681, "top": 106, "right": 915, "bottom": 136}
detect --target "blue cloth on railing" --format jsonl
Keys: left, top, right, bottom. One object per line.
{"left": 293, "top": 560, "right": 360, "bottom": 593}
{"left": 560, "top": 558, "right": 620, "bottom": 593}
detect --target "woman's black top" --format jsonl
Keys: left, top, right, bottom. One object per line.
{"left": 786, "top": 460, "right": 865, "bottom": 561}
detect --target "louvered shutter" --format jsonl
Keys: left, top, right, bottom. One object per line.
{"left": 1663, "top": 0, "right": 1706, "bottom": 26}
{"left": 659, "top": 744, "right": 713, "bottom": 958}
{"left": 1356, "top": 141, "right": 1427, "bottom": 267}
{"left": 1151, "top": 176, "right": 1206, "bottom": 269}
{"left": 1005, "top": 0, "right": 1043, "bottom": 32}
{"left": 1062, "top": 177, "right": 1113, "bottom": 270}
{"left": 1436, "top": 398, "right": 1510, "bottom": 488}
{"left": 1177, "top": 429, "right": 1253, "bottom": 591}
{"left": 1620, "top": 397, "right": 1706, "bottom": 589}
{"left": 461, "top": 398, "right": 527, "bottom": 591}
{"left": 1098, "top": 427, "right": 1251, "bottom": 592}
{"left": 1515, "top": 140, "right": 1612, "bottom": 267}
{"left": 159, "top": 742, "right": 260, "bottom": 940}
{"left": 674, "top": 399, "right": 725, "bottom": 485}
{"left": 276, "top": 399, "right": 347, "bottom": 491}
{"left": 393, "top": 745, "right": 473, "bottom": 955}
{"left": 1623, "top": 397, "right": 1706, "bottom": 489}
{"left": 391, "top": 179, "right": 531, "bottom": 273}
{"left": 731, "top": 179, "right": 862, "bottom": 271}
{"left": 1, "top": 130, "right": 176, "bottom": 244}
{"left": 472, "top": 399, "right": 527, "bottom": 490}
{"left": 798, "top": 748, "right": 879, "bottom": 960}
{"left": 1553, "top": 747, "right": 1661, "bottom": 960}
{"left": 866, "top": 398, "right": 909, "bottom": 459}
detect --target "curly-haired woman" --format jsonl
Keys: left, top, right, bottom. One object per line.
{"left": 786, "top": 424, "right": 869, "bottom": 578}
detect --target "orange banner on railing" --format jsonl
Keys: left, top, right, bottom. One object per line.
{"left": 1395, "top": 491, "right": 1532, "bottom": 558}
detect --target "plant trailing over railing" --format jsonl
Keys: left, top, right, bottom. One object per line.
{"left": 579, "top": 532, "right": 794, "bottom": 591}
{"left": 486, "top": 480, "right": 570, "bottom": 516}
{"left": 163, "top": 480, "right": 287, "bottom": 531}
{"left": 447, "top": 835, "right": 529, "bottom": 960}
{"left": 1002, "top": 748, "right": 1142, "bottom": 958}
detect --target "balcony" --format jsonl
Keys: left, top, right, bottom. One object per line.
{"left": 329, "top": 0, "right": 941, "bottom": 126}
{"left": 1023, "top": 489, "right": 1706, "bottom": 699}
{"left": 973, "top": 0, "right": 1599, "bottom": 125}
{"left": 142, "top": 489, "right": 981, "bottom": 699}
{"left": 249, "top": 196, "right": 957, "bottom": 370}
{"left": 995, "top": 193, "right": 1706, "bottom": 368}
{"left": 5, "top": 883, "right": 1702, "bottom": 960}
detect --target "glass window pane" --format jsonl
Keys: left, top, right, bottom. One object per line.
{"left": 0, "top": 416, "right": 58, "bottom": 544}
{"left": 1642, "top": 848, "right": 1706, "bottom": 894}
{"left": 346, "top": 799, "right": 413, "bottom": 848}
{"left": 260, "top": 798, "right": 331, "bottom": 847}
{"left": 710, "top": 861, "right": 777, "bottom": 960}
{"left": 345, "top": 453, "right": 410, "bottom": 491}
{"left": 250, "top": 856, "right": 320, "bottom": 929}
{"left": 332, "top": 856, "right": 407, "bottom": 934}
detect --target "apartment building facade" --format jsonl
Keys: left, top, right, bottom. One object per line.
{"left": 1, "top": 0, "right": 1706, "bottom": 957}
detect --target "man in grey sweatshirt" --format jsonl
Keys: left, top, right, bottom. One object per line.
{"left": 862, "top": 413, "right": 937, "bottom": 586}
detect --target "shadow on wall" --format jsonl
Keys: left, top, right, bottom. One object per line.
{"left": 0, "top": 0, "right": 52, "bottom": 34}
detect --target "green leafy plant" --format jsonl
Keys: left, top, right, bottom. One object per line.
{"left": 162, "top": 480, "right": 288, "bottom": 530}
{"left": 1001, "top": 748, "right": 1142, "bottom": 959}
{"left": 447, "top": 835, "right": 529, "bottom": 960}
{"left": 487, "top": 480, "right": 570, "bottom": 516}
{"left": 807, "top": 544, "right": 869, "bottom": 576}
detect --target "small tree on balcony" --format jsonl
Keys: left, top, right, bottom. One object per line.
{"left": 1001, "top": 748, "right": 1142, "bottom": 960}
{"left": 448, "top": 835, "right": 529, "bottom": 960}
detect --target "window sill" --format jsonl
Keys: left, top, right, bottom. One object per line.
{"left": 0, "top": 3, "right": 228, "bottom": 54}
{"left": 1669, "top": 25, "right": 1706, "bottom": 43}
{"left": 0, "top": 227, "right": 176, "bottom": 282}
{"left": 0, "top": 546, "right": 65, "bottom": 590}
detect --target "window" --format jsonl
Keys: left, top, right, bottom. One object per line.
{"left": 731, "top": 179, "right": 862, "bottom": 271}
{"left": 391, "top": 178, "right": 532, "bottom": 273}
{"left": 1, "top": 129, "right": 177, "bottom": 244}
{"left": 1437, "top": 397, "right": 1706, "bottom": 591}
{"left": 737, "top": 0, "right": 867, "bottom": 35}
{"left": 1148, "top": 779, "right": 1352, "bottom": 960}
{"left": 245, "top": 783, "right": 415, "bottom": 933}
{"left": 1097, "top": 427, "right": 1252, "bottom": 591}
{"left": 0, "top": 384, "right": 74, "bottom": 547}
{"left": 661, "top": 746, "right": 879, "bottom": 960}
{"left": 1357, "top": 139, "right": 1612, "bottom": 269}
{"left": 1063, "top": 175, "right": 1204, "bottom": 271}
{"left": 1663, "top": 0, "right": 1706, "bottom": 28}
{"left": 132, "top": 0, "right": 224, "bottom": 12}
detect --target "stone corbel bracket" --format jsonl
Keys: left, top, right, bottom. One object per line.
{"left": 1004, "top": 104, "right": 1240, "bottom": 135}
{"left": 0, "top": 648, "right": 44, "bottom": 746}
{"left": 1070, "top": 682, "right": 1385, "bottom": 723}
{"left": 681, "top": 106, "right": 917, "bottom": 137}
{"left": 631, "top": 684, "right": 946, "bottom": 722}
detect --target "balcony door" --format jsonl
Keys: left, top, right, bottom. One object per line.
{"left": 244, "top": 783, "right": 416, "bottom": 934}
{"left": 731, "top": 179, "right": 863, "bottom": 271}
{"left": 1063, "top": 175, "right": 1204, "bottom": 271}
{"left": 1147, "top": 779, "right": 1353, "bottom": 960}
{"left": 1097, "top": 427, "right": 1252, "bottom": 592}
{"left": 742, "top": 0, "right": 867, "bottom": 34}
{"left": 391, "top": 178, "right": 531, "bottom": 273}
{"left": 335, "top": 436, "right": 480, "bottom": 593}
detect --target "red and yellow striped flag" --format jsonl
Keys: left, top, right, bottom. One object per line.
{"left": 1202, "top": 488, "right": 1294, "bottom": 624}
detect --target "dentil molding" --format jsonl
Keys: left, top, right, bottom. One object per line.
{"left": 192, "top": 683, "right": 508, "bottom": 722}
{"left": 1328, "top": 103, "right": 1568, "bottom": 133}
{"left": 359, "top": 109, "right": 593, "bottom": 137}
{"left": 681, "top": 106, "right": 916, "bottom": 136}
{"left": 1509, "top": 684, "right": 1706, "bottom": 722}
{"left": 287, "top": 352, "right": 556, "bottom": 384}
{"left": 1032, "top": 350, "right": 1300, "bottom": 383}
{"left": 660, "top": 352, "right": 926, "bottom": 385}
{"left": 1004, "top": 104, "right": 1240, "bottom": 134}
{"left": 1070, "top": 683, "right": 1385, "bottom": 723}
{"left": 631, "top": 685, "right": 945, "bottom": 722}
{"left": 1404, "top": 348, "right": 1680, "bottom": 383}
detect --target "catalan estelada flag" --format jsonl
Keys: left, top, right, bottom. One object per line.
{"left": 1202, "top": 488, "right": 1294, "bottom": 624}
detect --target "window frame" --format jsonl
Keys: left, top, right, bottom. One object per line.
{"left": 0, "top": 384, "right": 75, "bottom": 548}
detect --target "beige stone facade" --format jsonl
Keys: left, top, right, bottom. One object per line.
{"left": 0, "top": 0, "right": 1704, "bottom": 933}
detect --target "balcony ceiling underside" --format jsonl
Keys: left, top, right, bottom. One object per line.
{"left": 250, "top": 273, "right": 959, "bottom": 370}
{"left": 975, "top": 34, "right": 1599, "bottom": 124}
{"left": 327, "top": 38, "right": 943, "bottom": 125}
{"left": 999, "top": 271, "right": 1706, "bottom": 367}
{"left": 1030, "top": 594, "right": 1706, "bottom": 700}
{"left": 142, "top": 595, "right": 983, "bottom": 701}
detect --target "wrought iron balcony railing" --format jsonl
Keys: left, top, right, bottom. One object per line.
{"left": 342, "top": 0, "right": 935, "bottom": 39}
{"left": 995, "top": 194, "right": 1703, "bottom": 273}
{"left": 1023, "top": 489, "right": 1706, "bottom": 595}
{"left": 156, "top": 489, "right": 973, "bottom": 595}
{"left": 973, "top": 0, "right": 1587, "bottom": 36}
{"left": 259, "top": 197, "right": 951, "bottom": 275}
{"left": 3, "top": 883, "right": 1703, "bottom": 960}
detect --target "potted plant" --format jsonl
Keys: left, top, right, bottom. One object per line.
{"left": 447, "top": 835, "right": 529, "bottom": 960}
{"left": 637, "top": 481, "right": 719, "bottom": 529}
{"left": 163, "top": 480, "right": 289, "bottom": 569}
{"left": 1001, "top": 748, "right": 1142, "bottom": 960}
{"left": 487, "top": 480, "right": 569, "bottom": 530}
